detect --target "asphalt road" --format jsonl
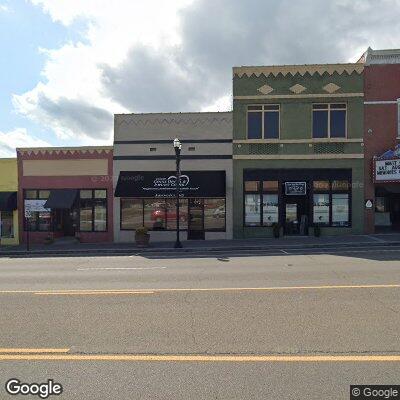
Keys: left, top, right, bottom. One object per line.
{"left": 0, "top": 244, "right": 400, "bottom": 399}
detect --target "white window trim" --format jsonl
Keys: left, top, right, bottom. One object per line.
{"left": 312, "top": 103, "right": 347, "bottom": 139}
{"left": 247, "top": 104, "right": 280, "bottom": 140}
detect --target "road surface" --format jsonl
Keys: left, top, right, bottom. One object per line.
{"left": 0, "top": 243, "right": 399, "bottom": 399}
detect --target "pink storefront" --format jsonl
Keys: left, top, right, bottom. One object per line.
{"left": 17, "top": 146, "right": 113, "bottom": 244}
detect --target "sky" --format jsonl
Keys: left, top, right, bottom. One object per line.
{"left": 1, "top": 0, "right": 400, "bottom": 157}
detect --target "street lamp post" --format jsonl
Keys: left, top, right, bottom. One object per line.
{"left": 173, "top": 138, "right": 183, "bottom": 249}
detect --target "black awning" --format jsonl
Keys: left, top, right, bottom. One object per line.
{"left": 0, "top": 192, "right": 17, "bottom": 211}
{"left": 115, "top": 171, "right": 226, "bottom": 198}
{"left": 44, "top": 189, "right": 78, "bottom": 209}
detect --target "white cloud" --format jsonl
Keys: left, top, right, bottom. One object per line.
{"left": 0, "top": 1, "right": 9, "bottom": 12}
{"left": 12, "top": 0, "right": 400, "bottom": 144}
{"left": 12, "top": 0, "right": 193, "bottom": 142}
{"left": 0, "top": 128, "right": 51, "bottom": 157}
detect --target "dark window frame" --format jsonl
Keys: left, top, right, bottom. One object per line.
{"left": 247, "top": 104, "right": 280, "bottom": 139}
{"left": 79, "top": 189, "right": 108, "bottom": 232}
{"left": 23, "top": 188, "right": 108, "bottom": 233}
{"left": 243, "top": 177, "right": 352, "bottom": 228}
{"left": 120, "top": 197, "right": 226, "bottom": 232}
{"left": 312, "top": 103, "right": 347, "bottom": 139}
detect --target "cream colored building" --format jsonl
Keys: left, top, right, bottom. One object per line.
{"left": 113, "top": 112, "right": 233, "bottom": 242}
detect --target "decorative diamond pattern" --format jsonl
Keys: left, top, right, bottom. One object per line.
{"left": 323, "top": 82, "right": 340, "bottom": 93}
{"left": 289, "top": 84, "right": 306, "bottom": 94}
{"left": 257, "top": 84, "right": 274, "bottom": 95}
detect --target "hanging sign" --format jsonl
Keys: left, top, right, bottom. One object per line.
{"left": 285, "top": 182, "right": 306, "bottom": 196}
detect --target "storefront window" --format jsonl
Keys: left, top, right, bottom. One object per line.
{"left": 38, "top": 212, "right": 51, "bottom": 231}
{"left": 375, "top": 197, "right": 387, "bottom": 213}
{"left": 94, "top": 203, "right": 107, "bottom": 231}
{"left": 23, "top": 189, "right": 52, "bottom": 232}
{"left": 79, "top": 189, "right": 107, "bottom": 232}
{"left": 165, "top": 199, "right": 177, "bottom": 231}
{"left": 144, "top": 199, "right": 166, "bottom": 230}
{"left": 0, "top": 212, "right": 13, "bottom": 238}
{"left": 313, "top": 194, "right": 330, "bottom": 225}
{"left": 121, "top": 199, "right": 143, "bottom": 230}
{"left": 120, "top": 198, "right": 222, "bottom": 231}
{"left": 80, "top": 207, "right": 93, "bottom": 231}
{"left": 332, "top": 194, "right": 349, "bottom": 226}
{"left": 204, "top": 199, "right": 225, "bottom": 231}
{"left": 262, "top": 194, "right": 278, "bottom": 226}
{"left": 263, "top": 181, "right": 278, "bottom": 191}
{"left": 245, "top": 181, "right": 259, "bottom": 192}
{"left": 313, "top": 181, "right": 330, "bottom": 191}
{"left": 245, "top": 194, "right": 261, "bottom": 226}
{"left": 332, "top": 180, "right": 349, "bottom": 191}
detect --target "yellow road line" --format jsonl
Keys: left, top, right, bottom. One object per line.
{"left": 0, "top": 348, "right": 70, "bottom": 354}
{"left": 34, "top": 291, "right": 155, "bottom": 296}
{"left": 0, "top": 284, "right": 399, "bottom": 296}
{"left": 0, "top": 354, "right": 399, "bottom": 362}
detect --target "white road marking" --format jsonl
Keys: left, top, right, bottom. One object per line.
{"left": 76, "top": 267, "right": 167, "bottom": 271}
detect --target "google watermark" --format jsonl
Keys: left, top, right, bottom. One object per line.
{"left": 5, "top": 379, "right": 62, "bottom": 399}
{"left": 351, "top": 385, "right": 400, "bottom": 399}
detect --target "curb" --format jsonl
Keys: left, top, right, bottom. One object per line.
{"left": 1, "top": 240, "right": 400, "bottom": 257}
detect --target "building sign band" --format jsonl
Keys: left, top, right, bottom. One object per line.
{"left": 115, "top": 171, "right": 226, "bottom": 198}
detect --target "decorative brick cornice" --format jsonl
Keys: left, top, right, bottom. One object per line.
{"left": 16, "top": 146, "right": 113, "bottom": 157}
{"left": 364, "top": 47, "right": 400, "bottom": 65}
{"left": 233, "top": 63, "right": 364, "bottom": 78}
{"left": 115, "top": 112, "right": 232, "bottom": 127}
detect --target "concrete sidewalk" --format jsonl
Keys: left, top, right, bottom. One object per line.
{"left": 1, "top": 233, "right": 400, "bottom": 257}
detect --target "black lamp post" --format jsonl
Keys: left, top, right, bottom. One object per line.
{"left": 173, "top": 138, "right": 183, "bottom": 248}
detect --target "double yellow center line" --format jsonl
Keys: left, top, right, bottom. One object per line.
{"left": 0, "top": 283, "right": 398, "bottom": 296}
{"left": 0, "top": 349, "right": 399, "bottom": 362}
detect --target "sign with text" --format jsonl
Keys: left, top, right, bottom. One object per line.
{"left": 115, "top": 171, "right": 226, "bottom": 198}
{"left": 375, "top": 159, "right": 400, "bottom": 182}
{"left": 284, "top": 182, "right": 307, "bottom": 196}
{"left": 24, "top": 199, "right": 50, "bottom": 217}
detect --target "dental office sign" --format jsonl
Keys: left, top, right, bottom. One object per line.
{"left": 115, "top": 171, "right": 226, "bottom": 198}
{"left": 374, "top": 145, "right": 400, "bottom": 183}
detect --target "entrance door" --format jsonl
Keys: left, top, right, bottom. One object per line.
{"left": 188, "top": 199, "right": 205, "bottom": 240}
{"left": 62, "top": 209, "right": 75, "bottom": 236}
{"left": 284, "top": 196, "right": 309, "bottom": 235}
{"left": 390, "top": 196, "right": 400, "bottom": 230}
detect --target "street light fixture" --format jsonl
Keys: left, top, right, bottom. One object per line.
{"left": 173, "top": 138, "right": 183, "bottom": 248}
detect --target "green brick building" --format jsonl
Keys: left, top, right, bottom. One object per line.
{"left": 232, "top": 63, "right": 365, "bottom": 238}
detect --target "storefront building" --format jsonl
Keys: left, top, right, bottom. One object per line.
{"left": 113, "top": 112, "right": 232, "bottom": 242}
{"left": 362, "top": 48, "right": 400, "bottom": 233}
{"left": 0, "top": 158, "right": 19, "bottom": 245}
{"left": 232, "top": 63, "right": 365, "bottom": 238}
{"left": 17, "top": 147, "right": 113, "bottom": 244}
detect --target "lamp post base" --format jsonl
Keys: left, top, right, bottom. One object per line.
{"left": 174, "top": 240, "right": 183, "bottom": 249}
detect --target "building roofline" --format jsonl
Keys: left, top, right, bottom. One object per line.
{"left": 114, "top": 111, "right": 232, "bottom": 117}
{"left": 16, "top": 145, "right": 113, "bottom": 152}
{"left": 364, "top": 47, "right": 400, "bottom": 65}
{"left": 233, "top": 63, "right": 364, "bottom": 77}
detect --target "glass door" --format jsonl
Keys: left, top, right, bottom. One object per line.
{"left": 285, "top": 203, "right": 299, "bottom": 235}
{"left": 188, "top": 199, "right": 205, "bottom": 240}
